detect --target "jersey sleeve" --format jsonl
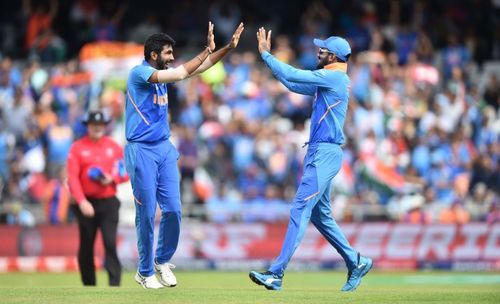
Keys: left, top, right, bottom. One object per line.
{"left": 131, "top": 64, "right": 157, "bottom": 85}
{"left": 274, "top": 73, "right": 317, "bottom": 96}
{"left": 262, "top": 51, "right": 332, "bottom": 89}
{"left": 66, "top": 143, "right": 86, "bottom": 204}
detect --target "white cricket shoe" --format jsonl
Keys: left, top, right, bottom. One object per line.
{"left": 135, "top": 272, "right": 164, "bottom": 289}
{"left": 154, "top": 261, "right": 177, "bottom": 287}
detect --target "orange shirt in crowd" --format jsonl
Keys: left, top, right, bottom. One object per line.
{"left": 25, "top": 13, "right": 52, "bottom": 49}
{"left": 35, "top": 109, "right": 58, "bottom": 132}
{"left": 439, "top": 205, "right": 470, "bottom": 224}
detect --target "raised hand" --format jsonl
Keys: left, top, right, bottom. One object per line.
{"left": 256, "top": 27, "right": 272, "bottom": 54}
{"left": 207, "top": 21, "right": 215, "bottom": 52}
{"left": 228, "top": 22, "right": 245, "bottom": 49}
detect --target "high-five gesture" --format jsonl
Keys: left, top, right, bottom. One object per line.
{"left": 257, "top": 27, "right": 272, "bottom": 54}
{"left": 187, "top": 21, "right": 244, "bottom": 76}
{"left": 250, "top": 30, "right": 363, "bottom": 292}
{"left": 228, "top": 22, "right": 245, "bottom": 49}
{"left": 207, "top": 21, "right": 215, "bottom": 52}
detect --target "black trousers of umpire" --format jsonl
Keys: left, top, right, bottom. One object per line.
{"left": 72, "top": 197, "right": 122, "bottom": 286}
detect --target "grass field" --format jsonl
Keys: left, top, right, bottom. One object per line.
{"left": 1, "top": 271, "right": 499, "bottom": 304}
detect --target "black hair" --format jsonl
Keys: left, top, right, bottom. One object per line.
{"left": 144, "top": 33, "right": 176, "bottom": 61}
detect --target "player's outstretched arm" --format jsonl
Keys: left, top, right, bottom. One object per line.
{"left": 192, "top": 22, "right": 245, "bottom": 75}
{"left": 183, "top": 21, "right": 216, "bottom": 74}
{"left": 257, "top": 27, "right": 316, "bottom": 96}
{"left": 152, "top": 22, "right": 216, "bottom": 83}
{"left": 257, "top": 27, "right": 272, "bottom": 54}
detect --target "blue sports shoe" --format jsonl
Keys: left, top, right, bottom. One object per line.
{"left": 341, "top": 254, "right": 373, "bottom": 292}
{"left": 249, "top": 271, "right": 283, "bottom": 290}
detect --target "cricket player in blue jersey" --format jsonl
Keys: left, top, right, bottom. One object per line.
{"left": 125, "top": 22, "right": 244, "bottom": 289}
{"left": 249, "top": 28, "right": 372, "bottom": 292}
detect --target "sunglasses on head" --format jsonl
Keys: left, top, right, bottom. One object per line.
{"left": 318, "top": 48, "right": 334, "bottom": 55}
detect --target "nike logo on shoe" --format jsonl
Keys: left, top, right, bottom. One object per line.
{"left": 265, "top": 278, "right": 281, "bottom": 284}
{"left": 341, "top": 256, "right": 373, "bottom": 292}
{"left": 249, "top": 271, "right": 283, "bottom": 291}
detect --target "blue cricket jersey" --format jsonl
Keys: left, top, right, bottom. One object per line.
{"left": 261, "top": 51, "right": 350, "bottom": 145}
{"left": 125, "top": 60, "right": 170, "bottom": 143}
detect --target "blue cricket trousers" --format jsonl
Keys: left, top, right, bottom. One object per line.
{"left": 269, "top": 143, "right": 358, "bottom": 276}
{"left": 124, "top": 140, "right": 181, "bottom": 276}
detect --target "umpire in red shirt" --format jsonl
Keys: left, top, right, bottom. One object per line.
{"left": 67, "top": 110, "right": 129, "bottom": 286}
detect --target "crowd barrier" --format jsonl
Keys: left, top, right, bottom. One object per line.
{"left": 1, "top": 223, "right": 499, "bottom": 272}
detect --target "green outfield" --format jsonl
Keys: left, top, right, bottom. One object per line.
{"left": 1, "top": 271, "right": 499, "bottom": 304}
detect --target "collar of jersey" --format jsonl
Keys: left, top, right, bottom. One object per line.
{"left": 142, "top": 60, "right": 152, "bottom": 67}
{"left": 324, "top": 62, "right": 347, "bottom": 73}
{"left": 84, "top": 135, "right": 105, "bottom": 143}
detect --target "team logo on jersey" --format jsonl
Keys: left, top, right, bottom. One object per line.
{"left": 154, "top": 93, "right": 169, "bottom": 106}
{"left": 153, "top": 84, "right": 168, "bottom": 106}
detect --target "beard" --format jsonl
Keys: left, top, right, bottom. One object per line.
{"left": 316, "top": 57, "right": 329, "bottom": 69}
{"left": 155, "top": 57, "right": 168, "bottom": 70}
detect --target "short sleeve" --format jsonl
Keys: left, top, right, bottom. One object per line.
{"left": 131, "top": 65, "right": 157, "bottom": 85}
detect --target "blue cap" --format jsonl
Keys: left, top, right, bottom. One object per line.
{"left": 313, "top": 36, "right": 351, "bottom": 61}
{"left": 88, "top": 167, "right": 105, "bottom": 181}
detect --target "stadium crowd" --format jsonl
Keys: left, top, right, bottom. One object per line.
{"left": 0, "top": 0, "right": 498, "bottom": 226}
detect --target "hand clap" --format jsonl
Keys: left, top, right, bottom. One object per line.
{"left": 228, "top": 22, "right": 245, "bottom": 49}
{"left": 207, "top": 21, "right": 215, "bottom": 52}
{"left": 256, "top": 27, "right": 272, "bottom": 54}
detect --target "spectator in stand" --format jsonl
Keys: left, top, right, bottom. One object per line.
{"left": 395, "top": 24, "right": 417, "bottom": 65}
{"left": 208, "top": 0, "right": 241, "bottom": 46}
{"left": 414, "top": 30, "right": 434, "bottom": 63}
{"left": 23, "top": 0, "right": 58, "bottom": 51}
{"left": 273, "top": 35, "right": 296, "bottom": 64}
{"left": 45, "top": 116, "right": 74, "bottom": 178}
{"left": 0, "top": 123, "right": 15, "bottom": 192}
{"left": 33, "top": 89, "right": 57, "bottom": 133}
{"left": 465, "top": 183, "right": 494, "bottom": 222}
{"left": 30, "top": 27, "right": 67, "bottom": 63}
{"left": 297, "top": 20, "right": 321, "bottom": 70}
{"left": 93, "top": 1, "right": 127, "bottom": 41}
{"left": 439, "top": 200, "right": 470, "bottom": 224}
{"left": 43, "top": 165, "right": 70, "bottom": 224}
{"left": 67, "top": 110, "right": 129, "bottom": 286}
{"left": 3, "top": 87, "right": 33, "bottom": 143}
{"left": 206, "top": 183, "right": 241, "bottom": 223}
{"left": 301, "top": 1, "right": 332, "bottom": 38}
{"left": 0, "top": 64, "right": 15, "bottom": 108}
{"left": 403, "top": 195, "right": 431, "bottom": 224}
{"left": 68, "top": 0, "right": 99, "bottom": 52}
{"left": 128, "top": 13, "right": 161, "bottom": 44}
{"left": 442, "top": 34, "right": 470, "bottom": 81}
{"left": 178, "top": 82, "right": 203, "bottom": 127}
{"left": 483, "top": 74, "right": 499, "bottom": 111}
{"left": 486, "top": 199, "right": 500, "bottom": 224}
{"left": 469, "top": 154, "right": 496, "bottom": 193}
{"left": 411, "top": 136, "right": 431, "bottom": 178}
{"left": 177, "top": 126, "right": 200, "bottom": 208}
{"left": 70, "top": 0, "right": 98, "bottom": 25}
{"left": 0, "top": 57, "right": 22, "bottom": 89}
{"left": 428, "top": 145, "right": 456, "bottom": 205}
